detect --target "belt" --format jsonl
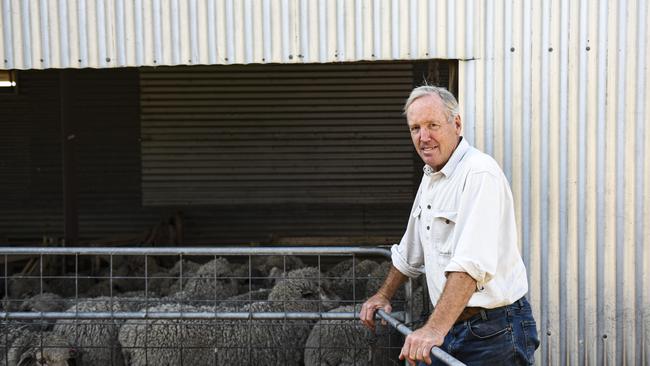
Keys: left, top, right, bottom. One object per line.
{"left": 454, "top": 307, "right": 486, "bottom": 324}
{"left": 454, "top": 298, "right": 526, "bottom": 325}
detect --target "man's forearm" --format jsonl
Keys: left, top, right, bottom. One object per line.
{"left": 424, "top": 271, "right": 476, "bottom": 336}
{"left": 376, "top": 264, "right": 409, "bottom": 300}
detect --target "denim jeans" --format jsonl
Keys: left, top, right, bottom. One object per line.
{"left": 420, "top": 297, "right": 540, "bottom": 366}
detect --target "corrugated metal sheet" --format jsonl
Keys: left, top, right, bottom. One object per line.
{"left": 458, "top": 0, "right": 649, "bottom": 364}
{"left": 0, "top": 0, "right": 477, "bottom": 70}
{"left": 140, "top": 62, "right": 417, "bottom": 205}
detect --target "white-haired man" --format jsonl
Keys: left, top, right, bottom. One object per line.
{"left": 360, "top": 86, "right": 539, "bottom": 365}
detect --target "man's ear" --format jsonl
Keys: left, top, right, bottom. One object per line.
{"left": 454, "top": 114, "right": 462, "bottom": 134}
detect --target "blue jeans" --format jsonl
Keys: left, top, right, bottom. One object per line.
{"left": 421, "top": 297, "right": 540, "bottom": 366}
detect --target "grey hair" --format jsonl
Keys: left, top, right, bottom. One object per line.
{"left": 403, "top": 85, "right": 459, "bottom": 123}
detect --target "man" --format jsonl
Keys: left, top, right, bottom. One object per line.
{"left": 360, "top": 86, "right": 539, "bottom": 365}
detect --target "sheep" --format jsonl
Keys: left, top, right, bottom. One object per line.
{"left": 325, "top": 259, "right": 380, "bottom": 302}
{"left": 147, "top": 259, "right": 201, "bottom": 297}
{"left": 118, "top": 267, "right": 339, "bottom": 366}
{"left": 1, "top": 326, "right": 79, "bottom": 366}
{"left": 118, "top": 303, "right": 218, "bottom": 366}
{"left": 304, "top": 286, "right": 427, "bottom": 366}
{"left": 175, "top": 257, "right": 241, "bottom": 305}
{"left": 53, "top": 296, "right": 160, "bottom": 366}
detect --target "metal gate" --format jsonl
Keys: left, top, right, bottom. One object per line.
{"left": 0, "top": 246, "right": 444, "bottom": 366}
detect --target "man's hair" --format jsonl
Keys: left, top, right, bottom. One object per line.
{"left": 403, "top": 85, "right": 459, "bottom": 123}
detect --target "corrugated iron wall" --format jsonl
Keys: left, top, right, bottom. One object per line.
{"left": 458, "top": 0, "right": 649, "bottom": 365}
{"left": 0, "top": 0, "right": 476, "bottom": 69}
{"left": 140, "top": 62, "right": 415, "bottom": 206}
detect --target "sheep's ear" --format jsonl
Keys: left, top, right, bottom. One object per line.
{"left": 301, "top": 289, "right": 314, "bottom": 297}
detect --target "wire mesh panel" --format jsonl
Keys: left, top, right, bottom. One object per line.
{"left": 0, "top": 247, "right": 430, "bottom": 366}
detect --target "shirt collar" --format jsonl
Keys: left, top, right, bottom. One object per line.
{"left": 422, "top": 137, "right": 470, "bottom": 177}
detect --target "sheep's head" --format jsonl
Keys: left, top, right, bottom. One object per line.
{"left": 268, "top": 267, "right": 340, "bottom": 311}
{"left": 17, "top": 335, "right": 79, "bottom": 366}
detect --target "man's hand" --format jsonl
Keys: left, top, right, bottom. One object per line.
{"left": 359, "top": 292, "right": 392, "bottom": 330}
{"left": 399, "top": 326, "right": 446, "bottom": 366}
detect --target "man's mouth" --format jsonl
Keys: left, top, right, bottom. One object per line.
{"left": 421, "top": 146, "right": 437, "bottom": 153}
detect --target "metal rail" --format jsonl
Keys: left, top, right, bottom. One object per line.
{"left": 0, "top": 311, "right": 404, "bottom": 321}
{"left": 377, "top": 309, "right": 466, "bottom": 366}
{"left": 0, "top": 246, "right": 393, "bottom": 257}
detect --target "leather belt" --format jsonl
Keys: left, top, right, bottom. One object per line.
{"left": 454, "top": 306, "right": 486, "bottom": 324}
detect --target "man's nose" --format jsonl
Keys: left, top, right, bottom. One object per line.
{"left": 419, "top": 127, "right": 431, "bottom": 141}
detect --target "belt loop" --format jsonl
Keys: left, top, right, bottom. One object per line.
{"left": 480, "top": 309, "right": 487, "bottom": 321}
{"left": 517, "top": 298, "right": 524, "bottom": 308}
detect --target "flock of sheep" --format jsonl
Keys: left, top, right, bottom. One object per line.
{"left": 1, "top": 255, "right": 428, "bottom": 366}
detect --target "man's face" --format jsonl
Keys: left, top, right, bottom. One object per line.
{"left": 406, "top": 95, "right": 462, "bottom": 171}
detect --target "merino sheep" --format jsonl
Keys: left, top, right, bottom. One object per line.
{"left": 53, "top": 296, "right": 158, "bottom": 366}
{"left": 325, "top": 259, "right": 380, "bottom": 302}
{"left": 147, "top": 259, "right": 202, "bottom": 297}
{"left": 1, "top": 327, "right": 79, "bottom": 366}
{"left": 118, "top": 303, "right": 218, "bottom": 366}
{"left": 119, "top": 267, "right": 339, "bottom": 366}
{"left": 176, "top": 257, "right": 240, "bottom": 304}
{"left": 304, "top": 286, "right": 427, "bottom": 366}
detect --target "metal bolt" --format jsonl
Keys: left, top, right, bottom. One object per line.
{"left": 602, "top": 334, "right": 607, "bottom": 339}
{"left": 586, "top": 46, "right": 591, "bottom": 51}
{"left": 510, "top": 47, "right": 515, "bottom": 52}
{"left": 548, "top": 47, "right": 553, "bottom": 52}
{"left": 547, "top": 330, "right": 552, "bottom": 336}
{"left": 106, "top": 57, "right": 111, "bottom": 62}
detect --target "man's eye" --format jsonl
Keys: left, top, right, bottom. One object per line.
{"left": 410, "top": 126, "right": 420, "bottom": 132}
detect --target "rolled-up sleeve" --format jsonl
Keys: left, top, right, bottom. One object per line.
{"left": 391, "top": 190, "right": 426, "bottom": 279}
{"left": 444, "top": 171, "right": 503, "bottom": 289}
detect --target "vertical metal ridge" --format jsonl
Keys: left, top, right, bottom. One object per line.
{"left": 78, "top": 0, "right": 88, "bottom": 67}
{"left": 614, "top": 0, "right": 628, "bottom": 364}
{"left": 115, "top": 0, "right": 126, "bottom": 66}
{"left": 281, "top": 0, "right": 290, "bottom": 62}
{"left": 189, "top": 0, "right": 199, "bottom": 64}
{"left": 558, "top": 0, "right": 570, "bottom": 362}
{"left": 577, "top": 0, "right": 589, "bottom": 364}
{"left": 446, "top": 0, "right": 455, "bottom": 58}
{"left": 503, "top": 0, "right": 512, "bottom": 182}
{"left": 38, "top": 0, "right": 49, "bottom": 68}
{"left": 539, "top": 0, "right": 551, "bottom": 359}
{"left": 409, "top": 0, "right": 417, "bottom": 59}
{"left": 97, "top": 0, "right": 107, "bottom": 67}
{"left": 521, "top": 0, "right": 532, "bottom": 311}
{"left": 390, "top": 0, "right": 398, "bottom": 59}
{"left": 483, "top": 0, "right": 494, "bottom": 156}
{"left": 20, "top": 0, "right": 31, "bottom": 68}
{"left": 1, "top": 0, "right": 13, "bottom": 69}
{"left": 595, "top": 0, "right": 608, "bottom": 363}
{"left": 336, "top": 0, "right": 344, "bottom": 60}
{"left": 58, "top": 0, "right": 69, "bottom": 66}
{"left": 634, "top": 2, "right": 647, "bottom": 365}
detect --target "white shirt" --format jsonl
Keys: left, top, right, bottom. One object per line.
{"left": 391, "top": 138, "right": 528, "bottom": 309}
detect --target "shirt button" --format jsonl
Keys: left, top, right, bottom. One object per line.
{"left": 427, "top": 205, "right": 431, "bottom": 209}
{"left": 426, "top": 226, "right": 430, "bottom": 230}
{"left": 445, "top": 219, "right": 450, "bottom": 224}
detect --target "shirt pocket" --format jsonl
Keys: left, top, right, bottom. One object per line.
{"left": 431, "top": 211, "right": 457, "bottom": 267}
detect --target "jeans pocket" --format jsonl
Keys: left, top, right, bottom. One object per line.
{"left": 521, "top": 320, "right": 540, "bottom": 363}
{"left": 467, "top": 317, "right": 511, "bottom": 339}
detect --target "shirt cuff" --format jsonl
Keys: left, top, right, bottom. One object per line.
{"left": 390, "top": 244, "right": 424, "bottom": 278}
{"left": 444, "top": 256, "right": 494, "bottom": 291}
